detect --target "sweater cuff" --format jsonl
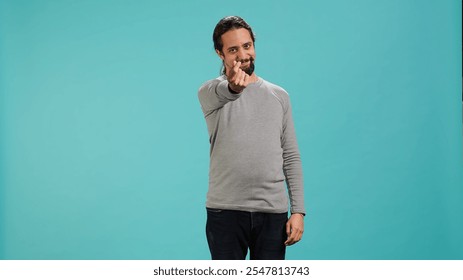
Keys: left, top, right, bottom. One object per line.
{"left": 217, "top": 80, "right": 242, "bottom": 100}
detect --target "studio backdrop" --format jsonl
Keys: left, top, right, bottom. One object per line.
{"left": 0, "top": 0, "right": 462, "bottom": 259}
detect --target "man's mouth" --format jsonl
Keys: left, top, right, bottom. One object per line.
{"left": 239, "top": 57, "right": 254, "bottom": 65}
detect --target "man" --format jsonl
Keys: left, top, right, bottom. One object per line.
{"left": 198, "top": 16, "right": 305, "bottom": 260}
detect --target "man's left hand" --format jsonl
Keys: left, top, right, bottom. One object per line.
{"left": 285, "top": 213, "right": 304, "bottom": 246}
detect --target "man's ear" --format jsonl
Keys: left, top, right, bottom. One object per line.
{"left": 215, "top": 49, "right": 225, "bottom": 60}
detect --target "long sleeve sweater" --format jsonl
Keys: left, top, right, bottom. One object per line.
{"left": 198, "top": 75, "right": 305, "bottom": 214}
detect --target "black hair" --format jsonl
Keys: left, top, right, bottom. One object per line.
{"left": 213, "top": 16, "right": 255, "bottom": 53}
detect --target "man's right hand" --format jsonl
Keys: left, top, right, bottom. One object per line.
{"left": 227, "top": 61, "right": 251, "bottom": 93}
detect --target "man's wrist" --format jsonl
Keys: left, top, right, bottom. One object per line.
{"left": 291, "top": 213, "right": 305, "bottom": 217}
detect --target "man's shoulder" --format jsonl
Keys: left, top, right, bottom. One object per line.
{"left": 257, "top": 77, "right": 291, "bottom": 111}
{"left": 258, "top": 78, "right": 290, "bottom": 107}
{"left": 260, "top": 78, "right": 289, "bottom": 96}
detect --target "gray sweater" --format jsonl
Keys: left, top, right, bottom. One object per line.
{"left": 198, "top": 76, "right": 305, "bottom": 214}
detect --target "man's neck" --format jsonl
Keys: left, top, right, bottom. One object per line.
{"left": 248, "top": 73, "right": 258, "bottom": 83}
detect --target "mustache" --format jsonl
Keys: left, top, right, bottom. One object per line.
{"left": 236, "top": 57, "right": 254, "bottom": 64}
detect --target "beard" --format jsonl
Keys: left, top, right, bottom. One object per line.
{"left": 241, "top": 57, "right": 255, "bottom": 76}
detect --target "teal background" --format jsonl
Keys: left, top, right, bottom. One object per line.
{"left": 0, "top": 0, "right": 462, "bottom": 259}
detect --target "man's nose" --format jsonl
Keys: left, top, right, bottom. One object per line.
{"left": 237, "top": 48, "right": 247, "bottom": 60}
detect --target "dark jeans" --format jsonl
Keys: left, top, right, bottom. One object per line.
{"left": 206, "top": 208, "right": 288, "bottom": 260}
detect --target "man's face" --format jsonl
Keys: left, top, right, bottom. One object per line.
{"left": 216, "top": 28, "right": 256, "bottom": 76}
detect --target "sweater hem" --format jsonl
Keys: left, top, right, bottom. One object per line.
{"left": 206, "top": 202, "right": 288, "bottom": 214}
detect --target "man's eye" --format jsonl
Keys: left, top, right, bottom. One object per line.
{"left": 243, "top": 44, "right": 250, "bottom": 49}
{"left": 229, "top": 49, "right": 237, "bottom": 53}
